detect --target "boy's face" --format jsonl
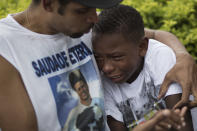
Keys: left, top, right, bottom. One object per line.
{"left": 93, "top": 33, "right": 147, "bottom": 83}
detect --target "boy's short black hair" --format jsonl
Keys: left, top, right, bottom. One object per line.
{"left": 93, "top": 4, "right": 144, "bottom": 44}
{"left": 69, "top": 69, "right": 87, "bottom": 91}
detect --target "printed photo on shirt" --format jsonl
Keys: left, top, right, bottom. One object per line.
{"left": 48, "top": 60, "right": 105, "bottom": 130}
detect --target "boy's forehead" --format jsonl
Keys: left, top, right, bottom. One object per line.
{"left": 96, "top": 33, "right": 130, "bottom": 43}
{"left": 93, "top": 33, "right": 135, "bottom": 50}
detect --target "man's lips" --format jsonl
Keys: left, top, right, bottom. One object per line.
{"left": 107, "top": 75, "right": 122, "bottom": 79}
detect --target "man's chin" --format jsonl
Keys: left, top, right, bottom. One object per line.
{"left": 69, "top": 28, "right": 92, "bottom": 38}
{"left": 69, "top": 33, "right": 84, "bottom": 38}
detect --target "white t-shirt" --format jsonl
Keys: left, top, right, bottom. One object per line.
{"left": 103, "top": 39, "right": 182, "bottom": 128}
{"left": 0, "top": 14, "right": 105, "bottom": 131}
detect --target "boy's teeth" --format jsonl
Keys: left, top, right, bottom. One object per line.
{"left": 112, "top": 76, "right": 120, "bottom": 78}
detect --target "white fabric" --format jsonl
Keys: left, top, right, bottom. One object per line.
{"left": 0, "top": 15, "right": 105, "bottom": 131}
{"left": 103, "top": 39, "right": 182, "bottom": 127}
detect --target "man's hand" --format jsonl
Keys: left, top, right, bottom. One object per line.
{"left": 158, "top": 52, "right": 197, "bottom": 109}
{"left": 133, "top": 107, "right": 187, "bottom": 131}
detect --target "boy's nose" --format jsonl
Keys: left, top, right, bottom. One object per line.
{"left": 102, "top": 60, "right": 114, "bottom": 75}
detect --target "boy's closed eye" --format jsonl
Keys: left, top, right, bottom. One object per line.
{"left": 111, "top": 55, "right": 124, "bottom": 61}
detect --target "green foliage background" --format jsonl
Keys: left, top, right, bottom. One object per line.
{"left": 0, "top": 0, "right": 30, "bottom": 19}
{"left": 0, "top": 0, "right": 197, "bottom": 60}
{"left": 122, "top": 0, "right": 197, "bottom": 61}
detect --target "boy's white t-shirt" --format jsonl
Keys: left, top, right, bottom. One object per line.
{"left": 103, "top": 39, "right": 182, "bottom": 128}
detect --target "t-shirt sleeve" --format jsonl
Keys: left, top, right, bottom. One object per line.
{"left": 149, "top": 44, "right": 182, "bottom": 98}
{"left": 103, "top": 80, "right": 124, "bottom": 122}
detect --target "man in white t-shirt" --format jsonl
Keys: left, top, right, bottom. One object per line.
{"left": 92, "top": 5, "right": 194, "bottom": 131}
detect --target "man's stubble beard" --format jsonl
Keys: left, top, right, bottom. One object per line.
{"left": 69, "top": 23, "right": 94, "bottom": 38}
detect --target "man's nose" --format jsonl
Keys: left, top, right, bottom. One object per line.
{"left": 87, "top": 8, "right": 98, "bottom": 23}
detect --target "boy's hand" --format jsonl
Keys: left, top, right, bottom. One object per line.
{"left": 133, "top": 107, "right": 187, "bottom": 131}
{"left": 158, "top": 52, "right": 197, "bottom": 109}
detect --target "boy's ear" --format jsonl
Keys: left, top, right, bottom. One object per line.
{"left": 42, "top": 0, "right": 54, "bottom": 12}
{"left": 139, "top": 37, "right": 148, "bottom": 57}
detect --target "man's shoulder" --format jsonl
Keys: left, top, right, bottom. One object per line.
{"left": 0, "top": 15, "right": 17, "bottom": 37}
{"left": 0, "top": 16, "right": 18, "bottom": 68}
{"left": 0, "top": 15, "right": 12, "bottom": 27}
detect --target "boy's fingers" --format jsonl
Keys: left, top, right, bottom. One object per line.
{"left": 153, "top": 110, "right": 184, "bottom": 130}
{"left": 157, "top": 121, "right": 171, "bottom": 130}
{"left": 163, "top": 109, "right": 186, "bottom": 130}
{"left": 174, "top": 108, "right": 181, "bottom": 114}
{"left": 134, "top": 109, "right": 186, "bottom": 131}
{"left": 160, "top": 119, "right": 183, "bottom": 130}
{"left": 180, "top": 106, "right": 188, "bottom": 117}
{"left": 168, "top": 111, "right": 183, "bottom": 126}
{"left": 138, "top": 111, "right": 167, "bottom": 130}
{"left": 155, "top": 125, "right": 167, "bottom": 131}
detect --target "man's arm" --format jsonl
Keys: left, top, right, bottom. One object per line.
{"left": 145, "top": 28, "right": 197, "bottom": 109}
{"left": 145, "top": 29, "right": 187, "bottom": 53}
{"left": 0, "top": 56, "right": 37, "bottom": 131}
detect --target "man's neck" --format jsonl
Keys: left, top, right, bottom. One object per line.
{"left": 13, "top": 7, "right": 57, "bottom": 35}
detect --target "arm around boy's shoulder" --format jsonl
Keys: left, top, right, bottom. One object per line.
{"left": 0, "top": 56, "right": 38, "bottom": 131}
